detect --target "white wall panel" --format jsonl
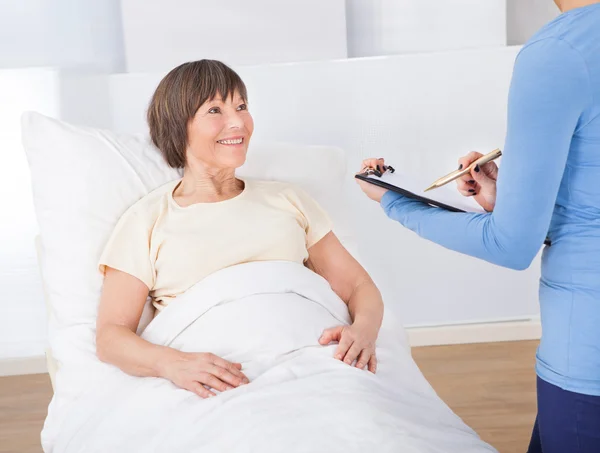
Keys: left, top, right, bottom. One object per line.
{"left": 0, "top": 68, "right": 61, "bottom": 359}
{"left": 507, "top": 0, "right": 560, "bottom": 45}
{"left": 346, "top": 0, "right": 507, "bottom": 57}
{"left": 0, "top": 0, "right": 124, "bottom": 71}
{"left": 120, "top": 0, "right": 347, "bottom": 72}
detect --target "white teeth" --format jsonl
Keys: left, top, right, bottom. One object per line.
{"left": 218, "top": 138, "right": 243, "bottom": 145}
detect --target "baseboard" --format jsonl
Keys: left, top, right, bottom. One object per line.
{"left": 407, "top": 318, "right": 541, "bottom": 347}
{"left": 0, "top": 319, "right": 542, "bottom": 376}
{"left": 0, "top": 355, "right": 47, "bottom": 377}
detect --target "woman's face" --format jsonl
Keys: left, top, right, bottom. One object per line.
{"left": 186, "top": 90, "right": 254, "bottom": 170}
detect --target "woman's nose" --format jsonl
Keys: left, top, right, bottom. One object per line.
{"left": 226, "top": 112, "right": 244, "bottom": 129}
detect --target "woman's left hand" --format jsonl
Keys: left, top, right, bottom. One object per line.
{"left": 319, "top": 322, "right": 378, "bottom": 373}
{"left": 355, "top": 157, "right": 389, "bottom": 203}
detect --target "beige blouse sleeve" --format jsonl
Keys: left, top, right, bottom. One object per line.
{"left": 98, "top": 205, "right": 155, "bottom": 289}
{"left": 287, "top": 186, "right": 333, "bottom": 248}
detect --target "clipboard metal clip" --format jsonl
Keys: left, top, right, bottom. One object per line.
{"left": 360, "top": 165, "right": 395, "bottom": 178}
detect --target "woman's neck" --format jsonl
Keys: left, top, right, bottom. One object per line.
{"left": 176, "top": 164, "right": 243, "bottom": 204}
{"left": 558, "top": 0, "right": 600, "bottom": 12}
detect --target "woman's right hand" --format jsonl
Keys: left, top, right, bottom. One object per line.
{"left": 457, "top": 151, "right": 499, "bottom": 212}
{"left": 159, "top": 350, "right": 250, "bottom": 398}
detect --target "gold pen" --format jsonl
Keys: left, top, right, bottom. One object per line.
{"left": 424, "top": 148, "right": 502, "bottom": 192}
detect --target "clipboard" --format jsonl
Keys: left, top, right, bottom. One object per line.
{"left": 355, "top": 169, "right": 487, "bottom": 214}
{"left": 355, "top": 169, "right": 552, "bottom": 246}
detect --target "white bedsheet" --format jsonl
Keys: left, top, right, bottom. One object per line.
{"left": 42, "top": 261, "right": 497, "bottom": 453}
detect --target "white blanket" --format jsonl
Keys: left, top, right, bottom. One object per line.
{"left": 43, "top": 261, "right": 497, "bottom": 453}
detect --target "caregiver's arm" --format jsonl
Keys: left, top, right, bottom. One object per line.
{"left": 379, "top": 38, "right": 590, "bottom": 270}
{"left": 306, "top": 232, "right": 383, "bottom": 372}
{"left": 96, "top": 268, "right": 248, "bottom": 397}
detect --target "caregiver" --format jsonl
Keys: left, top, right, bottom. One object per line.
{"left": 357, "top": 1, "right": 600, "bottom": 452}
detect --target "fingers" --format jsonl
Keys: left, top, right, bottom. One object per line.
{"left": 458, "top": 151, "right": 499, "bottom": 181}
{"left": 456, "top": 151, "right": 485, "bottom": 198}
{"left": 359, "top": 157, "right": 387, "bottom": 175}
{"left": 355, "top": 349, "right": 372, "bottom": 370}
{"left": 456, "top": 178, "right": 478, "bottom": 197}
{"left": 479, "top": 160, "right": 499, "bottom": 180}
{"left": 486, "top": 164, "right": 499, "bottom": 179}
{"left": 322, "top": 326, "right": 377, "bottom": 373}
{"left": 343, "top": 341, "right": 363, "bottom": 366}
{"left": 362, "top": 157, "right": 385, "bottom": 170}
{"left": 192, "top": 359, "right": 250, "bottom": 396}
{"left": 207, "top": 364, "right": 247, "bottom": 388}
{"left": 322, "top": 326, "right": 358, "bottom": 364}
{"left": 319, "top": 326, "right": 343, "bottom": 345}
{"left": 368, "top": 355, "right": 378, "bottom": 374}
{"left": 470, "top": 163, "right": 495, "bottom": 187}
{"left": 334, "top": 330, "right": 353, "bottom": 361}
{"left": 197, "top": 372, "right": 233, "bottom": 393}
{"left": 457, "top": 151, "right": 483, "bottom": 171}
{"left": 190, "top": 381, "right": 216, "bottom": 399}
{"left": 211, "top": 355, "right": 249, "bottom": 384}
{"left": 458, "top": 151, "right": 488, "bottom": 184}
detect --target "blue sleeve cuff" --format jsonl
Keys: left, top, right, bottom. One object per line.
{"left": 380, "top": 190, "right": 404, "bottom": 213}
{"left": 380, "top": 190, "right": 428, "bottom": 219}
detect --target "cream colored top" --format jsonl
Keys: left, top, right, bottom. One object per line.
{"left": 99, "top": 178, "right": 332, "bottom": 311}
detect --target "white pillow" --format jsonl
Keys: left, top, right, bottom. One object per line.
{"left": 21, "top": 112, "right": 357, "bottom": 386}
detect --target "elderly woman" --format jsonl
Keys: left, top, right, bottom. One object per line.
{"left": 95, "top": 60, "right": 383, "bottom": 399}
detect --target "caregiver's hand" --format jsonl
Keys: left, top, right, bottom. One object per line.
{"left": 319, "top": 322, "right": 378, "bottom": 373}
{"left": 355, "top": 157, "right": 390, "bottom": 203}
{"left": 457, "top": 151, "right": 498, "bottom": 212}
{"left": 159, "top": 350, "right": 250, "bottom": 398}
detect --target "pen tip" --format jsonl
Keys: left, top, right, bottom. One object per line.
{"left": 424, "top": 185, "right": 435, "bottom": 192}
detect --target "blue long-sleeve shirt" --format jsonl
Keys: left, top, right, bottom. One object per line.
{"left": 381, "top": 4, "right": 600, "bottom": 395}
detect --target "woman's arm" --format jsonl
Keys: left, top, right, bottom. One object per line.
{"left": 306, "top": 232, "right": 383, "bottom": 372}
{"left": 96, "top": 268, "right": 166, "bottom": 376}
{"left": 96, "top": 268, "right": 249, "bottom": 397}
{"left": 375, "top": 38, "right": 591, "bottom": 270}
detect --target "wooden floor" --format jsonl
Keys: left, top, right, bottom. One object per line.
{"left": 0, "top": 373, "right": 53, "bottom": 453}
{"left": 0, "top": 340, "right": 538, "bottom": 453}
{"left": 412, "top": 340, "right": 538, "bottom": 453}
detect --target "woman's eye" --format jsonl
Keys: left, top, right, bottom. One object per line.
{"left": 237, "top": 104, "right": 247, "bottom": 111}
{"left": 208, "top": 107, "right": 221, "bottom": 114}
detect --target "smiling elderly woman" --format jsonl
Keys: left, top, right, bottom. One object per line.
{"left": 95, "top": 59, "right": 384, "bottom": 398}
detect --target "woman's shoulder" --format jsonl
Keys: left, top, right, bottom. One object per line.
{"left": 248, "top": 178, "right": 303, "bottom": 192}
{"left": 248, "top": 178, "right": 311, "bottom": 200}
{"left": 247, "top": 179, "right": 326, "bottom": 216}
{"left": 118, "top": 179, "right": 178, "bottom": 224}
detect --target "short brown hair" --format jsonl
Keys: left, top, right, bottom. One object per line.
{"left": 147, "top": 60, "right": 248, "bottom": 169}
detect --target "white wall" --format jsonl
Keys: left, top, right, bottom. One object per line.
{"left": 507, "top": 0, "right": 560, "bottom": 45}
{"left": 0, "top": 0, "right": 562, "bottom": 71}
{"left": 346, "top": 0, "right": 507, "bottom": 57}
{"left": 120, "top": 0, "right": 347, "bottom": 72}
{"left": 0, "top": 0, "right": 125, "bottom": 72}
{"left": 0, "top": 68, "right": 61, "bottom": 359}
